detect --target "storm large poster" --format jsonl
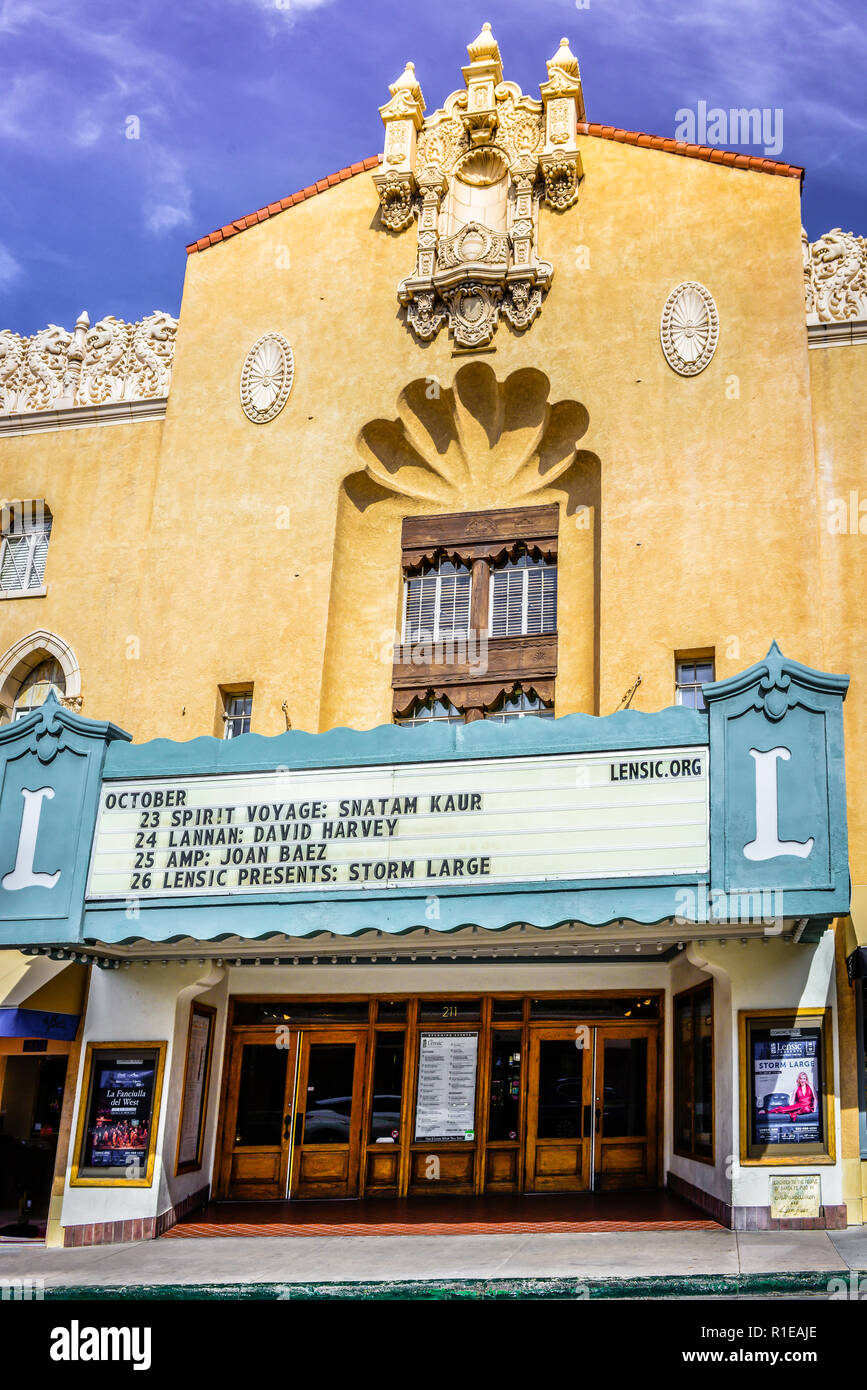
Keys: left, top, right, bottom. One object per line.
{"left": 751, "top": 1028, "right": 822, "bottom": 1146}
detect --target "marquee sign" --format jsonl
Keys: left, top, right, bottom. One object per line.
{"left": 85, "top": 748, "right": 709, "bottom": 901}
{"left": 0, "top": 644, "right": 851, "bottom": 944}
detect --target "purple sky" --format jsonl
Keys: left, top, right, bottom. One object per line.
{"left": 1, "top": 0, "right": 865, "bottom": 335}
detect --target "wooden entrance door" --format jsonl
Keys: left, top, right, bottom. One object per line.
{"left": 289, "top": 1029, "right": 367, "bottom": 1200}
{"left": 593, "top": 1025, "right": 658, "bottom": 1190}
{"left": 524, "top": 1027, "right": 593, "bottom": 1192}
{"left": 218, "top": 1028, "right": 298, "bottom": 1200}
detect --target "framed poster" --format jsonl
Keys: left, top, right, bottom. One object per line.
{"left": 175, "top": 1003, "right": 216, "bottom": 1174}
{"left": 71, "top": 1042, "right": 166, "bottom": 1186}
{"left": 414, "top": 1032, "right": 479, "bottom": 1142}
{"left": 739, "top": 1010, "right": 835, "bottom": 1164}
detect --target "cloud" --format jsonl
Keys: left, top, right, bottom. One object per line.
{"left": 0, "top": 242, "right": 23, "bottom": 287}
{"left": 143, "top": 149, "right": 193, "bottom": 237}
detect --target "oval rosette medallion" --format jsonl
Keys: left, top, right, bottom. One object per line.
{"left": 659, "top": 282, "right": 719, "bottom": 376}
{"left": 240, "top": 332, "right": 295, "bottom": 423}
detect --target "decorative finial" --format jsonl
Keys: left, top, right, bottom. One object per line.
{"left": 467, "top": 22, "right": 501, "bottom": 64}
{"left": 386, "top": 58, "right": 424, "bottom": 106}
{"left": 548, "top": 36, "right": 580, "bottom": 79}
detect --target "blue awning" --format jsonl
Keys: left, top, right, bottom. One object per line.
{"left": 0, "top": 1007, "right": 79, "bottom": 1040}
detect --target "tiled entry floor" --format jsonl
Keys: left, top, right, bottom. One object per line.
{"left": 163, "top": 1190, "right": 722, "bottom": 1238}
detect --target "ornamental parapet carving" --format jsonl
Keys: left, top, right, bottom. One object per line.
{"left": 803, "top": 227, "right": 867, "bottom": 324}
{"left": 538, "top": 152, "right": 583, "bottom": 211}
{"left": 372, "top": 170, "right": 417, "bottom": 231}
{"left": 376, "top": 27, "right": 586, "bottom": 348}
{"left": 0, "top": 309, "right": 178, "bottom": 416}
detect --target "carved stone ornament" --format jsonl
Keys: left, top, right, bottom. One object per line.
{"left": 374, "top": 170, "right": 416, "bottom": 232}
{"left": 0, "top": 309, "right": 178, "bottom": 415}
{"left": 660, "top": 281, "right": 719, "bottom": 377}
{"left": 437, "top": 221, "right": 510, "bottom": 271}
{"left": 376, "top": 27, "right": 586, "bottom": 348}
{"left": 803, "top": 227, "right": 867, "bottom": 323}
{"left": 240, "top": 333, "right": 295, "bottom": 424}
{"left": 538, "top": 153, "right": 582, "bottom": 211}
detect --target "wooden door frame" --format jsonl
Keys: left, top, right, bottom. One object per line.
{"left": 523, "top": 1024, "right": 594, "bottom": 1192}
{"left": 289, "top": 1027, "right": 368, "bottom": 1200}
{"left": 214, "top": 991, "right": 665, "bottom": 1201}
{"left": 593, "top": 1022, "right": 660, "bottom": 1190}
{"left": 215, "top": 1026, "right": 297, "bottom": 1200}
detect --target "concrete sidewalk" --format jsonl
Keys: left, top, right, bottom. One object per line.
{"left": 0, "top": 1227, "right": 864, "bottom": 1295}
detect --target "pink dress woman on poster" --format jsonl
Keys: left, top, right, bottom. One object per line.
{"left": 767, "top": 1072, "right": 816, "bottom": 1117}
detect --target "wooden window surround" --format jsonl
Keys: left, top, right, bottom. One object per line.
{"left": 393, "top": 504, "right": 558, "bottom": 721}
{"left": 673, "top": 981, "right": 714, "bottom": 1164}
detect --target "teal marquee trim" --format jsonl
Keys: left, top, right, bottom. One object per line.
{"left": 0, "top": 650, "right": 851, "bottom": 947}
{"left": 102, "top": 704, "right": 709, "bottom": 779}
{"left": 704, "top": 642, "right": 849, "bottom": 916}
{"left": 82, "top": 880, "right": 709, "bottom": 944}
{"left": 703, "top": 640, "right": 849, "bottom": 722}
{"left": 0, "top": 691, "right": 130, "bottom": 764}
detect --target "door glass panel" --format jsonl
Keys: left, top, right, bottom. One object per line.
{"left": 530, "top": 997, "right": 659, "bottom": 1020}
{"left": 674, "top": 997, "right": 693, "bottom": 1151}
{"left": 491, "top": 999, "right": 523, "bottom": 1020}
{"left": 234, "top": 1000, "right": 369, "bottom": 1025}
{"left": 420, "top": 999, "right": 481, "bottom": 1022}
{"left": 694, "top": 992, "right": 713, "bottom": 1157}
{"left": 537, "top": 1039, "right": 583, "bottom": 1138}
{"left": 376, "top": 1001, "right": 407, "bottom": 1021}
{"left": 602, "top": 1037, "right": 647, "bottom": 1137}
{"left": 235, "top": 1045, "right": 287, "bottom": 1146}
{"left": 488, "top": 1033, "right": 522, "bottom": 1140}
{"left": 303, "top": 1043, "right": 356, "bottom": 1145}
{"left": 369, "top": 1034, "right": 404, "bottom": 1142}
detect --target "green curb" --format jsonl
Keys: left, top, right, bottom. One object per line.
{"left": 43, "top": 1272, "right": 836, "bottom": 1301}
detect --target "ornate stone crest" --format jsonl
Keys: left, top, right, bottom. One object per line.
{"left": 0, "top": 310, "right": 178, "bottom": 415}
{"left": 373, "top": 28, "right": 586, "bottom": 349}
{"left": 240, "top": 333, "right": 295, "bottom": 424}
{"left": 803, "top": 227, "right": 867, "bottom": 323}
{"left": 660, "top": 282, "right": 719, "bottom": 377}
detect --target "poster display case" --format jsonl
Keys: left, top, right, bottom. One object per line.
{"left": 71, "top": 1042, "right": 166, "bottom": 1186}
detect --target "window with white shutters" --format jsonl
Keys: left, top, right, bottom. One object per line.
{"left": 489, "top": 554, "right": 556, "bottom": 637}
{"left": 403, "top": 561, "right": 471, "bottom": 643}
{"left": 0, "top": 501, "right": 52, "bottom": 594}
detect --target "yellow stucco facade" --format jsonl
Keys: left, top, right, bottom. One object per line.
{"left": 1, "top": 28, "right": 865, "bottom": 1229}
{"left": 1, "top": 140, "right": 819, "bottom": 736}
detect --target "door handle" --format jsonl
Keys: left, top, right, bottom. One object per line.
{"left": 283, "top": 1112, "right": 293, "bottom": 1140}
{"left": 293, "top": 1113, "right": 304, "bottom": 1144}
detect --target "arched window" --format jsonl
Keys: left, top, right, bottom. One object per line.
{"left": 12, "top": 657, "right": 66, "bottom": 718}
{"left": 395, "top": 695, "right": 464, "bottom": 727}
{"left": 485, "top": 686, "right": 554, "bottom": 722}
{"left": 0, "top": 631, "right": 80, "bottom": 725}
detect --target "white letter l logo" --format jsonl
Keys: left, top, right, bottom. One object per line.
{"left": 2, "top": 787, "right": 61, "bottom": 890}
{"left": 743, "top": 748, "right": 814, "bottom": 861}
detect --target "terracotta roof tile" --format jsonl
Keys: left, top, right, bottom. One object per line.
{"left": 185, "top": 156, "right": 381, "bottom": 254}
{"left": 185, "top": 131, "right": 802, "bottom": 255}
{"left": 576, "top": 121, "right": 803, "bottom": 181}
